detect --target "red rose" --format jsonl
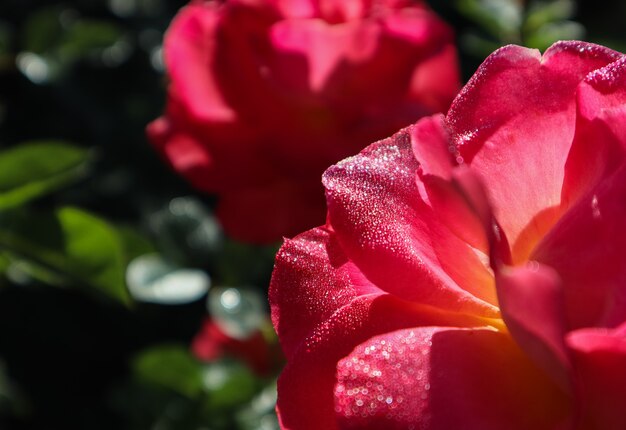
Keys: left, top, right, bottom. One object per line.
{"left": 147, "top": 0, "right": 460, "bottom": 243}
{"left": 270, "top": 41, "right": 626, "bottom": 429}
{"left": 191, "top": 317, "right": 279, "bottom": 375}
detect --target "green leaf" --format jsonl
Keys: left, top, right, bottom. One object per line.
{"left": 118, "top": 226, "right": 156, "bottom": 262}
{"left": 460, "top": 32, "right": 506, "bottom": 58}
{"left": 525, "top": 21, "right": 585, "bottom": 50}
{"left": 20, "top": 7, "right": 128, "bottom": 81}
{"left": 133, "top": 345, "right": 204, "bottom": 398}
{"left": 22, "top": 7, "right": 64, "bottom": 55}
{"left": 525, "top": 0, "right": 576, "bottom": 33}
{"left": 0, "top": 253, "right": 10, "bottom": 276}
{"left": 456, "top": 0, "right": 523, "bottom": 41}
{"left": 23, "top": 7, "right": 123, "bottom": 58}
{"left": 134, "top": 347, "right": 259, "bottom": 410}
{"left": 60, "top": 20, "right": 123, "bottom": 57}
{"left": 0, "top": 141, "right": 88, "bottom": 209}
{"left": 202, "top": 359, "right": 258, "bottom": 411}
{"left": 0, "top": 206, "right": 130, "bottom": 304}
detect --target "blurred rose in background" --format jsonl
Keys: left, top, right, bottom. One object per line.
{"left": 148, "top": 0, "right": 460, "bottom": 243}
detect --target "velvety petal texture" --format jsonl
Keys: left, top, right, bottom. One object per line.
{"left": 270, "top": 41, "right": 626, "bottom": 429}
{"left": 148, "top": 0, "right": 461, "bottom": 243}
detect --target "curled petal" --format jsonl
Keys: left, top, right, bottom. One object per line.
{"left": 447, "top": 41, "right": 621, "bottom": 261}
{"left": 410, "top": 114, "right": 454, "bottom": 179}
{"left": 323, "top": 126, "right": 498, "bottom": 315}
{"left": 563, "top": 55, "right": 626, "bottom": 207}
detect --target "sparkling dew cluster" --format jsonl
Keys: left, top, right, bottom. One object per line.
{"left": 270, "top": 41, "right": 626, "bottom": 429}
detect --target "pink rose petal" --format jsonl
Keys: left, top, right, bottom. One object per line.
{"left": 323, "top": 126, "right": 498, "bottom": 315}
{"left": 335, "top": 327, "right": 569, "bottom": 429}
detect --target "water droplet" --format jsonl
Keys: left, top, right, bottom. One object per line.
{"left": 591, "top": 194, "right": 601, "bottom": 219}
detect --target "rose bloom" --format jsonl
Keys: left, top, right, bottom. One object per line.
{"left": 191, "top": 317, "right": 279, "bottom": 375}
{"left": 270, "top": 41, "right": 626, "bottom": 429}
{"left": 147, "top": 0, "right": 460, "bottom": 243}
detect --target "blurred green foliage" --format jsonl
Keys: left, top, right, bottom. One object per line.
{"left": 0, "top": 0, "right": 624, "bottom": 428}
{"left": 0, "top": 1, "right": 280, "bottom": 428}
{"left": 0, "top": 206, "right": 130, "bottom": 303}
{"left": 0, "top": 141, "right": 87, "bottom": 209}
{"left": 455, "top": 0, "right": 585, "bottom": 59}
